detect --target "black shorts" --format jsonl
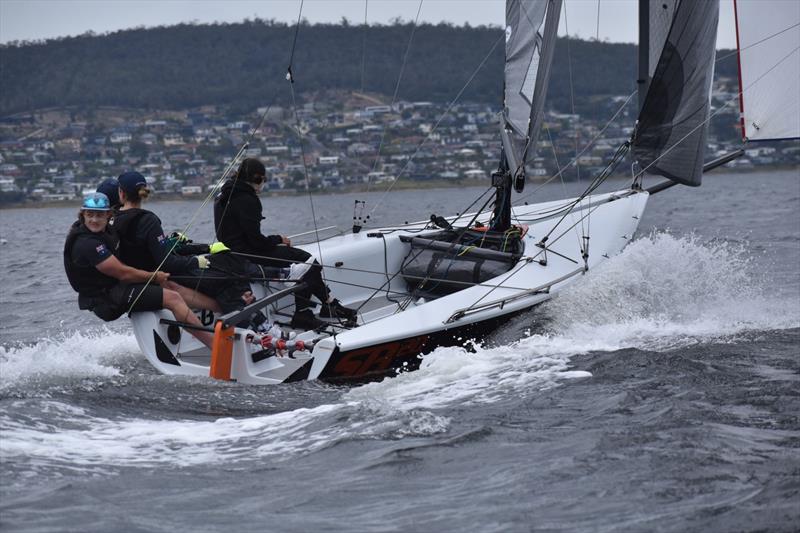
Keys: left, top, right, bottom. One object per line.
{"left": 90, "top": 283, "right": 163, "bottom": 321}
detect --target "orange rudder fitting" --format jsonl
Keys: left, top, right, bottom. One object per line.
{"left": 209, "top": 320, "right": 235, "bottom": 381}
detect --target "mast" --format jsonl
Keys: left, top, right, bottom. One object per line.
{"left": 491, "top": 0, "right": 562, "bottom": 232}
{"left": 637, "top": 0, "right": 650, "bottom": 114}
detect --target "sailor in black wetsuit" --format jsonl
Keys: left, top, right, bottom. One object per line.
{"left": 111, "top": 171, "right": 254, "bottom": 315}
{"left": 114, "top": 171, "right": 253, "bottom": 313}
{"left": 214, "top": 158, "right": 357, "bottom": 329}
{"left": 63, "top": 192, "right": 215, "bottom": 348}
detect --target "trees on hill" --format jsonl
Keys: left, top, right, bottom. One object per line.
{"left": 0, "top": 21, "right": 738, "bottom": 116}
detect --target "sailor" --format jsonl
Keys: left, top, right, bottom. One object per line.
{"left": 112, "top": 171, "right": 254, "bottom": 314}
{"left": 63, "top": 192, "right": 215, "bottom": 348}
{"left": 114, "top": 172, "right": 206, "bottom": 275}
{"left": 214, "top": 158, "right": 357, "bottom": 330}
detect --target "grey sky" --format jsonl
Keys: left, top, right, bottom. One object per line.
{"left": 1, "top": 0, "right": 738, "bottom": 48}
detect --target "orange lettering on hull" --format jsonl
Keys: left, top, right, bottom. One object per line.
{"left": 333, "top": 336, "right": 428, "bottom": 377}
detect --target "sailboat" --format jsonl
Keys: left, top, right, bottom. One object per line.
{"left": 129, "top": 0, "right": 799, "bottom": 384}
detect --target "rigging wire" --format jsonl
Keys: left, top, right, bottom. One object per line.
{"left": 514, "top": 89, "right": 636, "bottom": 205}
{"left": 715, "top": 21, "right": 800, "bottom": 63}
{"left": 366, "top": 0, "right": 425, "bottom": 195}
{"left": 595, "top": 0, "right": 601, "bottom": 43}
{"left": 284, "top": 0, "right": 330, "bottom": 298}
{"left": 544, "top": 124, "right": 583, "bottom": 256}
{"left": 360, "top": 0, "right": 369, "bottom": 95}
{"left": 632, "top": 44, "right": 800, "bottom": 183}
{"left": 367, "top": 31, "right": 506, "bottom": 219}
{"left": 561, "top": 2, "right": 587, "bottom": 257}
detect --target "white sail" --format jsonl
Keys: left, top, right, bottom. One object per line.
{"left": 735, "top": 0, "right": 800, "bottom": 141}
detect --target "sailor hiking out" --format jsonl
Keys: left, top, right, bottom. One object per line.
{"left": 110, "top": 171, "right": 258, "bottom": 319}
{"left": 62, "top": 192, "right": 216, "bottom": 348}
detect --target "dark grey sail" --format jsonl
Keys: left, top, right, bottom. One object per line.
{"left": 632, "top": 0, "right": 719, "bottom": 187}
{"left": 503, "top": 0, "right": 562, "bottom": 179}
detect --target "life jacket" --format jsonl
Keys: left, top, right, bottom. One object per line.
{"left": 63, "top": 221, "right": 120, "bottom": 297}
{"left": 113, "top": 208, "right": 152, "bottom": 271}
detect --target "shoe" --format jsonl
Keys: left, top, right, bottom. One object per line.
{"left": 319, "top": 299, "right": 358, "bottom": 321}
{"left": 290, "top": 309, "right": 327, "bottom": 331}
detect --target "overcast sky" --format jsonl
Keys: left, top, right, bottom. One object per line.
{"left": 1, "top": 0, "right": 740, "bottom": 48}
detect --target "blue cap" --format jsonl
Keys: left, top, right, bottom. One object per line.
{"left": 82, "top": 192, "right": 111, "bottom": 211}
{"left": 96, "top": 178, "right": 120, "bottom": 208}
{"left": 118, "top": 171, "right": 148, "bottom": 196}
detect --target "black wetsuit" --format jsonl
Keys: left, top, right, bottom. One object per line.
{"left": 214, "top": 178, "right": 329, "bottom": 310}
{"left": 113, "top": 208, "right": 198, "bottom": 274}
{"left": 63, "top": 220, "right": 162, "bottom": 321}
{"left": 113, "top": 207, "right": 253, "bottom": 315}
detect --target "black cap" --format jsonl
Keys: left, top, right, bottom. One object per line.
{"left": 96, "top": 178, "right": 121, "bottom": 208}
{"left": 118, "top": 171, "right": 148, "bottom": 196}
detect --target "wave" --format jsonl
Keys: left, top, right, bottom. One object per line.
{"left": 344, "top": 231, "right": 800, "bottom": 409}
{"left": 0, "top": 328, "right": 139, "bottom": 395}
{"left": 1, "top": 233, "right": 797, "bottom": 472}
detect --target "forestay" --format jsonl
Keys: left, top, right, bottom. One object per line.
{"left": 503, "top": 0, "right": 562, "bottom": 173}
{"left": 735, "top": 0, "right": 800, "bottom": 141}
{"left": 632, "top": 0, "right": 719, "bottom": 187}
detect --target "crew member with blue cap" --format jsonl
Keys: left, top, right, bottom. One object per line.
{"left": 63, "top": 192, "right": 215, "bottom": 348}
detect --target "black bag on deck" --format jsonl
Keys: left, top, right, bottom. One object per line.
{"left": 400, "top": 229, "right": 523, "bottom": 299}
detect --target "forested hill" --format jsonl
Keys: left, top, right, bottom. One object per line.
{"left": 0, "top": 20, "right": 738, "bottom": 116}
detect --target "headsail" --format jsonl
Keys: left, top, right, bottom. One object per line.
{"left": 632, "top": 0, "right": 719, "bottom": 187}
{"left": 502, "top": 0, "right": 562, "bottom": 181}
{"left": 734, "top": 0, "right": 800, "bottom": 141}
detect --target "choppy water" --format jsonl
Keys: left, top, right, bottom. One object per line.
{"left": 1, "top": 171, "right": 798, "bottom": 532}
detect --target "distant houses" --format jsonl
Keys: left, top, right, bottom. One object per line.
{"left": 0, "top": 77, "right": 794, "bottom": 205}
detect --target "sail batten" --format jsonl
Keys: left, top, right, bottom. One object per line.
{"left": 632, "top": 0, "right": 719, "bottom": 187}
{"left": 735, "top": 0, "right": 800, "bottom": 142}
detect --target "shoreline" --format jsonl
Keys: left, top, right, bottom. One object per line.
{"left": 1, "top": 166, "right": 795, "bottom": 210}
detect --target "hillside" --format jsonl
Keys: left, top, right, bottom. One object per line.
{"left": 0, "top": 20, "right": 738, "bottom": 116}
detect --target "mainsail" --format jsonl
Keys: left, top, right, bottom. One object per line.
{"left": 632, "top": 0, "right": 719, "bottom": 187}
{"left": 502, "top": 0, "right": 562, "bottom": 181}
{"left": 735, "top": 0, "right": 800, "bottom": 141}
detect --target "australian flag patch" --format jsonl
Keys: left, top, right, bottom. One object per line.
{"left": 96, "top": 244, "right": 109, "bottom": 257}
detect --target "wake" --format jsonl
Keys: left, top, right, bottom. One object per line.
{"left": 1, "top": 233, "right": 796, "bottom": 473}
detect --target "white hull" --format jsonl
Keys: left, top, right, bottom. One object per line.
{"left": 130, "top": 188, "right": 649, "bottom": 384}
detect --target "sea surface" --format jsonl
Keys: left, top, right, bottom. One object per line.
{"left": 1, "top": 170, "right": 798, "bottom": 532}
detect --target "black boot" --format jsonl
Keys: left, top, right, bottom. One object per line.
{"left": 319, "top": 299, "right": 357, "bottom": 321}
{"left": 290, "top": 309, "right": 326, "bottom": 331}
